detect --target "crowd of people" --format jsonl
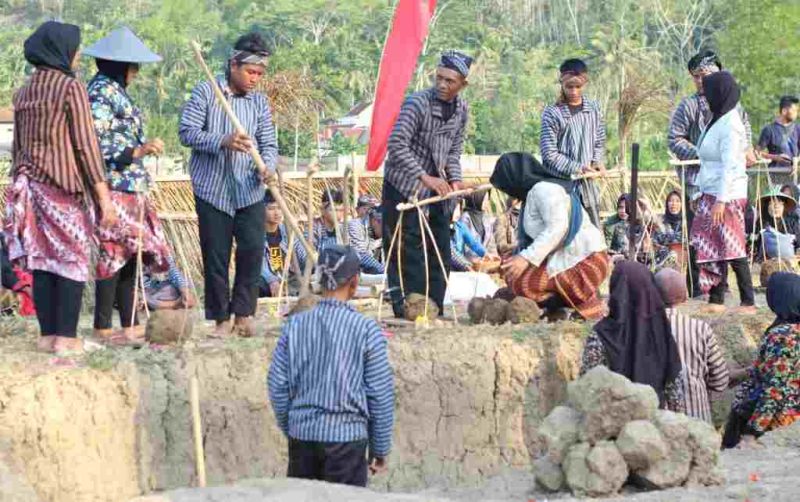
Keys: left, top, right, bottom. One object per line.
{"left": 4, "top": 19, "right": 800, "bottom": 489}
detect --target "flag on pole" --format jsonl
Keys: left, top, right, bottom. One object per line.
{"left": 365, "top": 0, "right": 437, "bottom": 171}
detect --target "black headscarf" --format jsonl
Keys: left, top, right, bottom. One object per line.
{"left": 663, "top": 190, "right": 683, "bottom": 228}
{"left": 767, "top": 272, "right": 800, "bottom": 327}
{"left": 24, "top": 21, "right": 80, "bottom": 76}
{"left": 95, "top": 59, "right": 134, "bottom": 89}
{"left": 464, "top": 190, "right": 488, "bottom": 240}
{"left": 703, "top": 71, "right": 740, "bottom": 131}
{"left": 593, "top": 261, "right": 683, "bottom": 406}
{"left": 490, "top": 152, "right": 583, "bottom": 249}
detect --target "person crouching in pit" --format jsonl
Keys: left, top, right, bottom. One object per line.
{"left": 491, "top": 152, "right": 610, "bottom": 320}
{"left": 268, "top": 245, "right": 395, "bottom": 486}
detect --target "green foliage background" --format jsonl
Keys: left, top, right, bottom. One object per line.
{"left": 0, "top": 0, "right": 798, "bottom": 169}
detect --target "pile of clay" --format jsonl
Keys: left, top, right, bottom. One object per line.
{"left": 534, "top": 366, "right": 723, "bottom": 497}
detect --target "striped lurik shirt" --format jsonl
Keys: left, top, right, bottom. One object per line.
{"left": 665, "top": 307, "right": 730, "bottom": 423}
{"left": 668, "top": 94, "right": 752, "bottom": 197}
{"left": 179, "top": 76, "right": 278, "bottom": 216}
{"left": 313, "top": 220, "right": 384, "bottom": 274}
{"left": 384, "top": 88, "right": 468, "bottom": 202}
{"left": 267, "top": 298, "right": 395, "bottom": 457}
{"left": 539, "top": 99, "right": 606, "bottom": 225}
{"left": 12, "top": 68, "right": 107, "bottom": 194}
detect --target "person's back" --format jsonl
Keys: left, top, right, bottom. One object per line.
{"left": 656, "top": 268, "right": 729, "bottom": 422}
{"left": 268, "top": 245, "right": 394, "bottom": 486}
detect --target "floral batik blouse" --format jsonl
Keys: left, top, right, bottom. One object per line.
{"left": 733, "top": 322, "right": 800, "bottom": 434}
{"left": 87, "top": 73, "right": 151, "bottom": 193}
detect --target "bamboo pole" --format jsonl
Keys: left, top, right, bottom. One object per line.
{"left": 343, "top": 167, "right": 351, "bottom": 246}
{"left": 396, "top": 183, "right": 494, "bottom": 212}
{"left": 190, "top": 376, "right": 207, "bottom": 488}
{"left": 301, "top": 163, "right": 318, "bottom": 296}
{"left": 190, "top": 41, "right": 316, "bottom": 261}
{"left": 571, "top": 168, "right": 624, "bottom": 180}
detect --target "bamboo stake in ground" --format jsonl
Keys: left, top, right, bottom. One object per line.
{"left": 276, "top": 230, "right": 297, "bottom": 317}
{"left": 190, "top": 376, "right": 207, "bottom": 488}
{"left": 419, "top": 212, "right": 459, "bottom": 322}
{"left": 377, "top": 213, "right": 403, "bottom": 322}
{"left": 130, "top": 195, "right": 149, "bottom": 329}
{"left": 190, "top": 41, "right": 316, "bottom": 261}
{"left": 343, "top": 166, "right": 351, "bottom": 246}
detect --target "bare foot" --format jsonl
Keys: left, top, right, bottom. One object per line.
{"left": 209, "top": 320, "right": 232, "bottom": 339}
{"left": 234, "top": 316, "right": 256, "bottom": 338}
{"left": 53, "top": 336, "right": 84, "bottom": 356}
{"left": 700, "top": 304, "right": 727, "bottom": 314}
{"left": 93, "top": 328, "right": 115, "bottom": 340}
{"left": 36, "top": 335, "right": 56, "bottom": 353}
{"left": 735, "top": 305, "right": 758, "bottom": 315}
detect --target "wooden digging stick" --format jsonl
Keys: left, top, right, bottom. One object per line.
{"left": 396, "top": 183, "right": 494, "bottom": 212}
{"left": 190, "top": 41, "right": 316, "bottom": 261}
{"left": 300, "top": 162, "right": 319, "bottom": 295}
{"left": 190, "top": 376, "right": 207, "bottom": 488}
{"left": 342, "top": 166, "right": 351, "bottom": 246}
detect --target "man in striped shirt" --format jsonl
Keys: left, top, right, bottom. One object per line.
{"left": 655, "top": 269, "right": 730, "bottom": 423}
{"left": 268, "top": 245, "right": 395, "bottom": 486}
{"left": 382, "top": 50, "right": 473, "bottom": 318}
{"left": 178, "top": 33, "right": 278, "bottom": 338}
{"left": 539, "top": 58, "right": 607, "bottom": 227}
{"left": 667, "top": 50, "right": 753, "bottom": 297}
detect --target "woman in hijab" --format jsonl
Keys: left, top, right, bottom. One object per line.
{"left": 6, "top": 22, "right": 117, "bottom": 354}
{"left": 491, "top": 152, "right": 609, "bottom": 320}
{"left": 723, "top": 272, "right": 800, "bottom": 448}
{"left": 85, "top": 27, "right": 174, "bottom": 346}
{"left": 691, "top": 71, "right": 755, "bottom": 314}
{"left": 581, "top": 262, "right": 685, "bottom": 411}
{"left": 653, "top": 190, "right": 684, "bottom": 268}
{"left": 460, "top": 189, "right": 498, "bottom": 258}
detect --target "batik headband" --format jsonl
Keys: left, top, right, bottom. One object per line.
{"left": 695, "top": 55, "right": 720, "bottom": 74}
{"left": 439, "top": 50, "right": 474, "bottom": 78}
{"left": 230, "top": 49, "right": 269, "bottom": 67}
{"left": 317, "top": 245, "right": 360, "bottom": 290}
{"left": 560, "top": 70, "right": 589, "bottom": 85}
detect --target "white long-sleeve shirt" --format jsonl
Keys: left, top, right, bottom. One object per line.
{"left": 695, "top": 109, "right": 749, "bottom": 203}
{"left": 518, "top": 182, "right": 606, "bottom": 276}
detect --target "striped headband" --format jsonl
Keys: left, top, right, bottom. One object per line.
{"left": 560, "top": 71, "right": 589, "bottom": 85}
{"left": 230, "top": 49, "right": 269, "bottom": 67}
{"left": 317, "top": 245, "right": 360, "bottom": 290}
{"left": 439, "top": 50, "right": 474, "bottom": 78}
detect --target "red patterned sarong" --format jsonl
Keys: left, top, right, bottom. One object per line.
{"left": 4, "top": 175, "right": 95, "bottom": 282}
{"left": 509, "top": 251, "right": 610, "bottom": 320}
{"left": 690, "top": 195, "right": 747, "bottom": 293}
{"left": 95, "top": 191, "right": 170, "bottom": 280}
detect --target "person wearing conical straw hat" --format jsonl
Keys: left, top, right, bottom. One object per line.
{"left": 84, "top": 27, "right": 175, "bottom": 346}
{"left": 5, "top": 22, "right": 118, "bottom": 355}
{"left": 753, "top": 187, "right": 800, "bottom": 261}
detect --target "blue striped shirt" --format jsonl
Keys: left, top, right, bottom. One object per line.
{"left": 540, "top": 99, "right": 606, "bottom": 224}
{"left": 267, "top": 298, "right": 395, "bottom": 457}
{"left": 178, "top": 76, "right": 278, "bottom": 216}
{"left": 313, "top": 220, "right": 384, "bottom": 274}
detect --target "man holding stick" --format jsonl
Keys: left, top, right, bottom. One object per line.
{"left": 179, "top": 33, "right": 278, "bottom": 337}
{"left": 382, "top": 51, "right": 473, "bottom": 318}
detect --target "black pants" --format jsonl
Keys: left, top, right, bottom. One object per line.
{"left": 382, "top": 183, "right": 451, "bottom": 318}
{"left": 196, "top": 197, "right": 265, "bottom": 321}
{"left": 287, "top": 439, "right": 368, "bottom": 487}
{"left": 709, "top": 258, "right": 755, "bottom": 306}
{"left": 94, "top": 258, "right": 138, "bottom": 329}
{"left": 33, "top": 271, "right": 84, "bottom": 337}
{"left": 685, "top": 192, "right": 702, "bottom": 297}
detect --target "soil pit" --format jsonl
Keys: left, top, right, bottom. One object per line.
{"left": 0, "top": 298, "right": 777, "bottom": 502}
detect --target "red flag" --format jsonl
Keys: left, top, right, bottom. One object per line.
{"left": 365, "top": 0, "right": 437, "bottom": 171}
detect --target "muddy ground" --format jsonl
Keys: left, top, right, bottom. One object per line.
{"left": 0, "top": 293, "right": 786, "bottom": 502}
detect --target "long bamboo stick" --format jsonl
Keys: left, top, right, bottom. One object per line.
{"left": 190, "top": 376, "right": 207, "bottom": 488}
{"left": 396, "top": 183, "right": 494, "bottom": 212}
{"left": 190, "top": 41, "right": 316, "bottom": 261}
{"left": 301, "top": 163, "right": 318, "bottom": 295}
